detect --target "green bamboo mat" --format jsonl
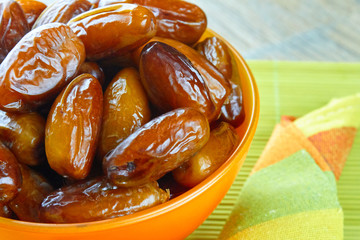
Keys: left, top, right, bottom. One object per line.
{"left": 187, "top": 61, "right": 360, "bottom": 240}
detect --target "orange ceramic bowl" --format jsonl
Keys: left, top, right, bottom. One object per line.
{"left": 0, "top": 29, "right": 260, "bottom": 240}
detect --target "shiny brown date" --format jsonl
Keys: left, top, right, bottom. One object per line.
{"left": 0, "top": 142, "right": 21, "bottom": 203}
{"left": 0, "top": 204, "right": 15, "bottom": 218}
{"left": 173, "top": 122, "right": 240, "bottom": 187}
{"left": 78, "top": 62, "right": 105, "bottom": 86}
{"left": 32, "top": 0, "right": 92, "bottom": 29}
{"left": 0, "top": 110, "right": 45, "bottom": 166}
{"left": 45, "top": 74, "right": 103, "bottom": 180}
{"left": 0, "top": 23, "right": 85, "bottom": 112}
{"left": 0, "top": 0, "right": 29, "bottom": 63}
{"left": 104, "top": 108, "right": 210, "bottom": 187}
{"left": 99, "top": 0, "right": 207, "bottom": 45}
{"left": 9, "top": 164, "right": 53, "bottom": 222}
{"left": 68, "top": 4, "right": 156, "bottom": 61}
{"left": 16, "top": 0, "right": 47, "bottom": 28}
{"left": 40, "top": 178, "right": 169, "bottom": 223}
{"left": 139, "top": 41, "right": 217, "bottom": 121}
{"left": 99, "top": 68, "right": 151, "bottom": 159}
{"left": 221, "top": 82, "right": 245, "bottom": 127}
{"left": 195, "top": 37, "right": 233, "bottom": 80}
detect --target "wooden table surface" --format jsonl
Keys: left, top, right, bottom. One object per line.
{"left": 187, "top": 0, "right": 360, "bottom": 61}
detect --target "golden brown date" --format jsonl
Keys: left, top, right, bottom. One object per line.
{"left": 104, "top": 108, "right": 210, "bottom": 187}
{"left": 16, "top": 0, "right": 47, "bottom": 28}
{"left": 195, "top": 37, "right": 233, "bottom": 80}
{"left": 9, "top": 164, "right": 53, "bottom": 222}
{"left": 173, "top": 122, "right": 240, "bottom": 188}
{"left": 78, "top": 62, "right": 105, "bottom": 86}
{"left": 99, "top": 68, "right": 151, "bottom": 159}
{"left": 0, "top": 0, "right": 29, "bottom": 63}
{"left": 45, "top": 74, "right": 103, "bottom": 180}
{"left": 0, "top": 142, "right": 21, "bottom": 203}
{"left": 0, "top": 23, "right": 85, "bottom": 112}
{"left": 32, "top": 0, "right": 92, "bottom": 28}
{"left": 139, "top": 41, "right": 217, "bottom": 121}
{"left": 40, "top": 178, "right": 169, "bottom": 223}
{"left": 68, "top": 4, "right": 156, "bottom": 61}
{"left": 0, "top": 110, "right": 45, "bottom": 166}
{"left": 99, "top": 0, "right": 207, "bottom": 45}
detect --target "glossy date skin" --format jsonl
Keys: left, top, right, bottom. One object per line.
{"left": 78, "top": 62, "right": 105, "bottom": 86}
{"left": 0, "top": 23, "right": 85, "bottom": 112}
{"left": 173, "top": 122, "right": 240, "bottom": 188}
{"left": 0, "top": 142, "right": 21, "bottom": 203}
{"left": 0, "top": 204, "right": 15, "bottom": 218}
{"left": 40, "top": 178, "right": 169, "bottom": 223}
{"left": 99, "top": 68, "right": 151, "bottom": 159}
{"left": 0, "top": 110, "right": 46, "bottom": 166}
{"left": 0, "top": 0, "right": 29, "bottom": 63}
{"left": 68, "top": 4, "right": 156, "bottom": 61}
{"left": 221, "top": 82, "right": 245, "bottom": 127}
{"left": 32, "top": 0, "right": 92, "bottom": 29}
{"left": 140, "top": 41, "right": 217, "bottom": 121}
{"left": 45, "top": 74, "right": 103, "bottom": 180}
{"left": 104, "top": 108, "right": 210, "bottom": 187}
{"left": 9, "top": 164, "right": 53, "bottom": 222}
{"left": 99, "top": 0, "right": 207, "bottom": 45}
{"left": 16, "top": 0, "right": 47, "bottom": 28}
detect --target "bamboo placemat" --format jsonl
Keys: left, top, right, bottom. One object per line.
{"left": 187, "top": 61, "right": 360, "bottom": 240}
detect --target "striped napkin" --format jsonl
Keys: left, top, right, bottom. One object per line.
{"left": 219, "top": 93, "right": 360, "bottom": 240}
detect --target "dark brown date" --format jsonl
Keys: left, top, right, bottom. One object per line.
{"left": 32, "top": 0, "right": 92, "bottom": 28}
{"left": 40, "top": 178, "right": 169, "bottom": 223}
{"left": 173, "top": 122, "right": 240, "bottom": 187}
{"left": 68, "top": 4, "right": 156, "bottom": 61}
{"left": 0, "top": 142, "right": 21, "bottom": 203}
{"left": 0, "top": 0, "right": 29, "bottom": 63}
{"left": 99, "top": 68, "right": 151, "bottom": 159}
{"left": 16, "top": 0, "right": 47, "bottom": 28}
{"left": 0, "top": 204, "right": 15, "bottom": 218}
{"left": 78, "top": 62, "right": 105, "bottom": 86}
{"left": 45, "top": 74, "right": 103, "bottom": 180}
{"left": 104, "top": 108, "right": 210, "bottom": 187}
{"left": 0, "top": 110, "right": 45, "bottom": 166}
{"left": 9, "top": 164, "right": 53, "bottom": 222}
{"left": 99, "top": 0, "right": 207, "bottom": 45}
{"left": 0, "top": 23, "right": 85, "bottom": 112}
{"left": 139, "top": 41, "right": 217, "bottom": 121}
{"left": 221, "top": 82, "right": 245, "bottom": 127}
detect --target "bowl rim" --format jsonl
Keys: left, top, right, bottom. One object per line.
{"left": 0, "top": 28, "right": 260, "bottom": 233}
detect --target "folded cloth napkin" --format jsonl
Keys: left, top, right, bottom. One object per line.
{"left": 219, "top": 93, "right": 360, "bottom": 240}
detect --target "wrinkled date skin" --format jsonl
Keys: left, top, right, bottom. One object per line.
{"left": 32, "top": 0, "right": 92, "bottom": 29}
{"left": 140, "top": 41, "right": 217, "bottom": 121}
{"left": 40, "top": 178, "right": 169, "bottom": 223}
{"left": 0, "top": 110, "right": 46, "bottom": 166}
{"left": 78, "top": 62, "right": 105, "bottom": 86}
{"left": 9, "top": 164, "right": 53, "bottom": 222}
{"left": 0, "top": 23, "right": 85, "bottom": 112}
{"left": 173, "top": 122, "right": 240, "bottom": 188}
{"left": 68, "top": 4, "right": 156, "bottom": 61}
{"left": 0, "top": 142, "right": 21, "bottom": 203}
{"left": 196, "top": 37, "right": 245, "bottom": 127}
{"left": 99, "top": 68, "right": 151, "bottom": 159}
{"left": 104, "top": 108, "right": 210, "bottom": 187}
{"left": 99, "top": 0, "right": 207, "bottom": 45}
{"left": 16, "top": 0, "right": 47, "bottom": 28}
{"left": 45, "top": 74, "right": 103, "bottom": 180}
{"left": 0, "top": 0, "right": 29, "bottom": 63}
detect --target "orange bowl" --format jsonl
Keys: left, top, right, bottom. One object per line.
{"left": 0, "top": 29, "right": 260, "bottom": 240}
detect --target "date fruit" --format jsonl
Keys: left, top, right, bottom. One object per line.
{"left": 173, "top": 122, "right": 240, "bottom": 187}
{"left": 78, "top": 62, "right": 105, "bottom": 86}
{"left": 45, "top": 74, "right": 103, "bottom": 180}
{"left": 0, "top": 23, "right": 85, "bottom": 112}
{"left": 16, "top": 0, "right": 47, "bottom": 28}
{"left": 99, "top": 68, "right": 151, "bottom": 159}
{"left": 221, "top": 82, "right": 245, "bottom": 127}
{"left": 40, "top": 178, "right": 169, "bottom": 223}
{"left": 0, "top": 110, "right": 46, "bottom": 166}
{"left": 68, "top": 4, "right": 156, "bottom": 61}
{"left": 104, "top": 108, "right": 210, "bottom": 187}
{"left": 32, "top": 0, "right": 92, "bottom": 28}
{"left": 0, "top": 0, "right": 29, "bottom": 63}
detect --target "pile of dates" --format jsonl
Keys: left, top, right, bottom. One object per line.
{"left": 0, "top": 0, "right": 245, "bottom": 223}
